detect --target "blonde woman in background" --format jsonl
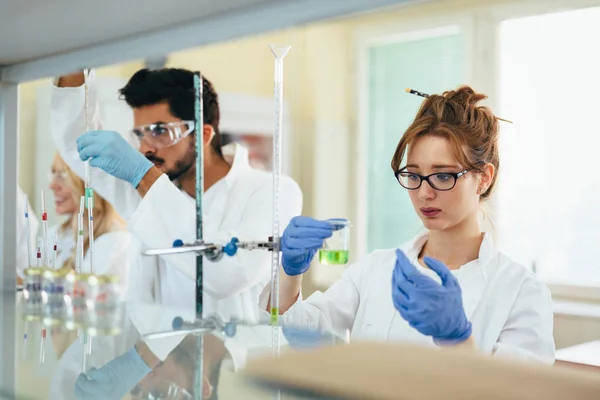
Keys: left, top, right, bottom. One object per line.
{"left": 49, "top": 153, "right": 132, "bottom": 359}
{"left": 48, "top": 153, "right": 131, "bottom": 281}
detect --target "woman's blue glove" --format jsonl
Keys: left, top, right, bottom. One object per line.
{"left": 391, "top": 249, "right": 472, "bottom": 345}
{"left": 74, "top": 346, "right": 152, "bottom": 399}
{"left": 281, "top": 216, "right": 341, "bottom": 276}
{"left": 77, "top": 130, "right": 153, "bottom": 188}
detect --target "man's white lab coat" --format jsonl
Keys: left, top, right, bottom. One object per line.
{"left": 264, "top": 232, "right": 555, "bottom": 364}
{"left": 49, "top": 70, "right": 303, "bottom": 321}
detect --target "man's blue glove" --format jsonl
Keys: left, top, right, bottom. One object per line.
{"left": 281, "top": 216, "right": 343, "bottom": 276}
{"left": 391, "top": 249, "right": 472, "bottom": 345}
{"left": 77, "top": 130, "right": 153, "bottom": 188}
{"left": 74, "top": 346, "right": 152, "bottom": 399}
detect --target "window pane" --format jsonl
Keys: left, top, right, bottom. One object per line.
{"left": 367, "top": 29, "right": 465, "bottom": 251}
{"left": 498, "top": 7, "right": 600, "bottom": 285}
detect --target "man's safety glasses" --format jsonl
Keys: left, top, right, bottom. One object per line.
{"left": 129, "top": 121, "right": 195, "bottom": 150}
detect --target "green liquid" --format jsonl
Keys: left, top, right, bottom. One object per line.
{"left": 85, "top": 188, "right": 94, "bottom": 209}
{"left": 319, "top": 250, "right": 349, "bottom": 265}
{"left": 270, "top": 308, "right": 279, "bottom": 325}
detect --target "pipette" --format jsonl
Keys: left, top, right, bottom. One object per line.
{"left": 75, "top": 197, "right": 85, "bottom": 273}
{"left": 41, "top": 190, "right": 49, "bottom": 267}
{"left": 83, "top": 69, "right": 94, "bottom": 208}
{"left": 87, "top": 197, "right": 94, "bottom": 274}
{"left": 24, "top": 194, "right": 33, "bottom": 267}
{"left": 81, "top": 331, "right": 88, "bottom": 372}
{"left": 53, "top": 233, "right": 58, "bottom": 269}
{"left": 83, "top": 69, "right": 95, "bottom": 274}
{"left": 36, "top": 237, "right": 42, "bottom": 268}
{"left": 268, "top": 44, "right": 291, "bottom": 351}
{"left": 39, "top": 327, "right": 46, "bottom": 363}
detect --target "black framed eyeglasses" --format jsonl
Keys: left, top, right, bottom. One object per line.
{"left": 394, "top": 169, "right": 470, "bottom": 191}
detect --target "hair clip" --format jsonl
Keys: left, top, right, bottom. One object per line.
{"left": 405, "top": 88, "right": 513, "bottom": 124}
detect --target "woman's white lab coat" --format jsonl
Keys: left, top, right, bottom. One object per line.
{"left": 267, "top": 233, "right": 555, "bottom": 364}
{"left": 49, "top": 70, "right": 303, "bottom": 320}
{"left": 47, "top": 223, "right": 132, "bottom": 284}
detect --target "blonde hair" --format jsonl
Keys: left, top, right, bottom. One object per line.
{"left": 53, "top": 154, "right": 125, "bottom": 269}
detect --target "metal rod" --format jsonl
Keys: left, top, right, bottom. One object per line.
{"left": 143, "top": 243, "right": 218, "bottom": 256}
{"left": 194, "top": 72, "right": 204, "bottom": 318}
{"left": 193, "top": 72, "right": 204, "bottom": 400}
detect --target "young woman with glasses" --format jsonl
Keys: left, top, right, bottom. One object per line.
{"left": 268, "top": 86, "right": 555, "bottom": 364}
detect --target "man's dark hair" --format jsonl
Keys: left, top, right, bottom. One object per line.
{"left": 119, "top": 68, "right": 223, "bottom": 157}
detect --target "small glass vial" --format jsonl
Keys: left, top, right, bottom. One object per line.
{"left": 65, "top": 272, "right": 99, "bottom": 309}
{"left": 23, "top": 267, "right": 44, "bottom": 310}
{"left": 95, "top": 274, "right": 121, "bottom": 310}
{"left": 42, "top": 268, "right": 68, "bottom": 304}
{"left": 42, "top": 267, "right": 69, "bottom": 322}
{"left": 319, "top": 219, "right": 351, "bottom": 265}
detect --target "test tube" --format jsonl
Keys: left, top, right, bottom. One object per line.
{"left": 268, "top": 44, "right": 291, "bottom": 344}
{"left": 24, "top": 194, "right": 33, "bottom": 267}
{"left": 41, "top": 190, "right": 49, "bottom": 267}
{"left": 87, "top": 197, "right": 94, "bottom": 274}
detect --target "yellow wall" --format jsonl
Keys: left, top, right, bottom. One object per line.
{"left": 167, "top": 23, "right": 354, "bottom": 223}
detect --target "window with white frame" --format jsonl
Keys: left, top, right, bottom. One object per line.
{"left": 365, "top": 26, "right": 466, "bottom": 252}
{"left": 496, "top": 6, "right": 600, "bottom": 286}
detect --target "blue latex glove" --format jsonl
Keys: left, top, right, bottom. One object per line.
{"left": 77, "top": 130, "right": 153, "bottom": 188}
{"left": 281, "top": 216, "right": 342, "bottom": 275}
{"left": 391, "top": 249, "right": 472, "bottom": 345}
{"left": 74, "top": 346, "right": 152, "bottom": 399}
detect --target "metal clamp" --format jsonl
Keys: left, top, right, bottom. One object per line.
{"left": 143, "top": 237, "right": 279, "bottom": 259}
{"left": 143, "top": 240, "right": 223, "bottom": 262}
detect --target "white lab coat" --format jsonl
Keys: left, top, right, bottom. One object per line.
{"left": 50, "top": 70, "right": 303, "bottom": 321}
{"left": 266, "top": 232, "right": 555, "bottom": 364}
{"left": 126, "top": 152, "right": 302, "bottom": 321}
{"left": 16, "top": 186, "right": 39, "bottom": 276}
{"left": 47, "top": 223, "right": 132, "bottom": 284}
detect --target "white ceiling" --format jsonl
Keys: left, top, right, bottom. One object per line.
{"left": 0, "top": 0, "right": 418, "bottom": 82}
{"left": 0, "top": 0, "right": 269, "bottom": 64}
